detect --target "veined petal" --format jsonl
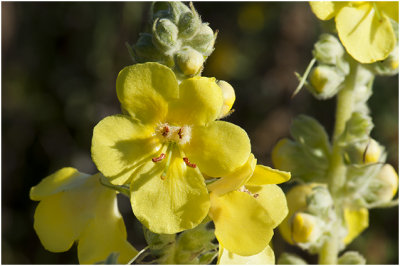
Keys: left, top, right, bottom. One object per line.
{"left": 30, "top": 167, "right": 89, "bottom": 201}
{"left": 336, "top": 4, "right": 396, "bottom": 63}
{"left": 91, "top": 114, "right": 160, "bottom": 185}
{"left": 343, "top": 207, "right": 369, "bottom": 244}
{"left": 167, "top": 77, "right": 223, "bottom": 126}
{"left": 210, "top": 191, "right": 274, "bottom": 256}
{"left": 208, "top": 154, "right": 256, "bottom": 195}
{"left": 247, "top": 184, "right": 288, "bottom": 228}
{"left": 116, "top": 62, "right": 179, "bottom": 125}
{"left": 78, "top": 188, "right": 137, "bottom": 264}
{"left": 246, "top": 165, "right": 291, "bottom": 186}
{"left": 131, "top": 152, "right": 210, "bottom": 234}
{"left": 218, "top": 245, "right": 275, "bottom": 265}
{"left": 184, "top": 121, "right": 251, "bottom": 177}
{"left": 309, "top": 2, "right": 344, "bottom": 20}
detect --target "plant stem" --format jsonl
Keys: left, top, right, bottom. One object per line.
{"left": 319, "top": 62, "right": 358, "bottom": 264}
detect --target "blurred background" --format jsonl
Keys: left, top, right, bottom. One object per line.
{"left": 2, "top": 2, "right": 398, "bottom": 264}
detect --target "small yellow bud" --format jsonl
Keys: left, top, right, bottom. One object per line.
{"left": 363, "top": 139, "right": 381, "bottom": 164}
{"left": 292, "top": 212, "right": 319, "bottom": 243}
{"left": 375, "top": 164, "right": 399, "bottom": 202}
{"left": 308, "top": 65, "right": 344, "bottom": 99}
{"left": 175, "top": 47, "right": 204, "bottom": 76}
{"left": 217, "top": 80, "right": 236, "bottom": 118}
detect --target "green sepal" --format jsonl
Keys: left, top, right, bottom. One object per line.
{"left": 277, "top": 252, "right": 308, "bottom": 264}
{"left": 273, "top": 115, "right": 331, "bottom": 182}
{"left": 337, "top": 251, "right": 366, "bottom": 264}
{"left": 338, "top": 112, "right": 373, "bottom": 146}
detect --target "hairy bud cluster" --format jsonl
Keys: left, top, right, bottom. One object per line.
{"left": 132, "top": 2, "right": 216, "bottom": 80}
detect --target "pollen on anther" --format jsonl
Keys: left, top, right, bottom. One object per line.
{"left": 162, "top": 126, "right": 169, "bottom": 137}
{"left": 183, "top": 157, "right": 196, "bottom": 168}
{"left": 152, "top": 153, "right": 166, "bottom": 162}
{"left": 178, "top": 128, "right": 183, "bottom": 139}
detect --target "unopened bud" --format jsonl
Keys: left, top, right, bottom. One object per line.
{"left": 367, "top": 46, "right": 399, "bottom": 76}
{"left": 153, "top": 18, "right": 179, "bottom": 50}
{"left": 313, "top": 34, "right": 345, "bottom": 65}
{"left": 308, "top": 65, "right": 345, "bottom": 99}
{"left": 292, "top": 212, "right": 321, "bottom": 243}
{"left": 363, "top": 139, "right": 382, "bottom": 164}
{"left": 306, "top": 186, "right": 333, "bottom": 216}
{"left": 374, "top": 164, "right": 399, "bottom": 202}
{"left": 187, "top": 23, "right": 215, "bottom": 56}
{"left": 175, "top": 47, "right": 204, "bottom": 76}
{"left": 217, "top": 80, "right": 236, "bottom": 118}
{"left": 178, "top": 10, "right": 201, "bottom": 39}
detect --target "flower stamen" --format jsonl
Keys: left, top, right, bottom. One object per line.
{"left": 183, "top": 157, "right": 196, "bottom": 168}
{"left": 152, "top": 153, "right": 166, "bottom": 162}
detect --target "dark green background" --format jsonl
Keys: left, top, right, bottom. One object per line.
{"left": 2, "top": 2, "right": 398, "bottom": 264}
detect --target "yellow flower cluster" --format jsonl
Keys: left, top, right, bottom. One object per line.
{"left": 31, "top": 62, "right": 291, "bottom": 264}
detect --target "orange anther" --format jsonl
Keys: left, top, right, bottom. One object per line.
{"left": 152, "top": 153, "right": 166, "bottom": 162}
{"left": 183, "top": 157, "right": 196, "bottom": 168}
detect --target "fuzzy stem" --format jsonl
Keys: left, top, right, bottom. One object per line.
{"left": 319, "top": 62, "right": 358, "bottom": 264}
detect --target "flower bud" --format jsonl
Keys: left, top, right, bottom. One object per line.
{"left": 363, "top": 139, "right": 382, "bottom": 164}
{"left": 292, "top": 212, "right": 321, "bottom": 243}
{"left": 217, "top": 80, "right": 236, "bottom": 118}
{"left": 178, "top": 11, "right": 201, "bottom": 39}
{"left": 367, "top": 46, "right": 399, "bottom": 76}
{"left": 308, "top": 65, "right": 345, "bottom": 99}
{"left": 306, "top": 186, "right": 333, "bottom": 216}
{"left": 187, "top": 23, "right": 215, "bottom": 56}
{"left": 153, "top": 18, "right": 179, "bottom": 51}
{"left": 313, "top": 34, "right": 345, "bottom": 65}
{"left": 174, "top": 47, "right": 204, "bottom": 76}
{"left": 374, "top": 164, "right": 399, "bottom": 202}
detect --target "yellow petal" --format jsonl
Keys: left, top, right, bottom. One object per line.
{"left": 246, "top": 165, "right": 291, "bottom": 186}
{"left": 208, "top": 154, "right": 256, "bottom": 195}
{"left": 91, "top": 114, "right": 160, "bottom": 185}
{"left": 30, "top": 167, "right": 89, "bottom": 201}
{"left": 377, "top": 2, "right": 399, "bottom": 22}
{"left": 33, "top": 174, "right": 102, "bottom": 252}
{"left": 131, "top": 154, "right": 210, "bottom": 234}
{"left": 336, "top": 4, "right": 396, "bottom": 63}
{"left": 210, "top": 191, "right": 274, "bottom": 256}
{"left": 77, "top": 188, "right": 138, "bottom": 264}
{"left": 343, "top": 207, "right": 369, "bottom": 244}
{"left": 278, "top": 184, "right": 314, "bottom": 244}
{"left": 309, "top": 2, "right": 343, "bottom": 20}
{"left": 184, "top": 121, "right": 251, "bottom": 177}
{"left": 167, "top": 77, "right": 223, "bottom": 126}
{"left": 116, "top": 62, "right": 179, "bottom": 125}
{"left": 218, "top": 245, "right": 275, "bottom": 265}
{"left": 247, "top": 184, "right": 288, "bottom": 228}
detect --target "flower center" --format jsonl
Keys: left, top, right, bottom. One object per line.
{"left": 155, "top": 123, "right": 192, "bottom": 145}
{"left": 238, "top": 186, "right": 259, "bottom": 198}
{"left": 152, "top": 123, "right": 196, "bottom": 180}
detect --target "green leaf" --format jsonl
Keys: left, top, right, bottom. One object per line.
{"left": 277, "top": 252, "right": 308, "bottom": 264}
{"left": 338, "top": 251, "right": 366, "bottom": 264}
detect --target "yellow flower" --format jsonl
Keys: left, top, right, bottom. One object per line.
{"left": 208, "top": 154, "right": 290, "bottom": 256}
{"left": 91, "top": 62, "right": 251, "bottom": 234}
{"left": 30, "top": 168, "right": 137, "bottom": 264}
{"left": 310, "top": 2, "right": 398, "bottom": 63}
